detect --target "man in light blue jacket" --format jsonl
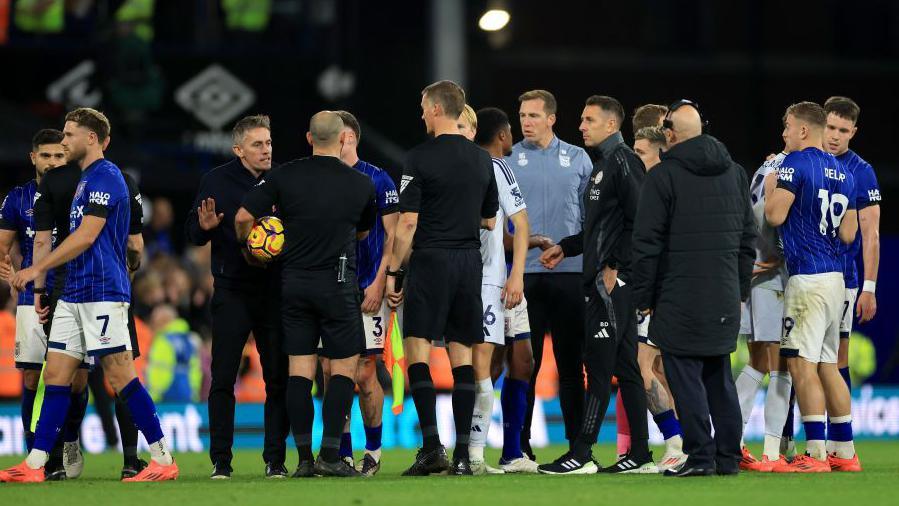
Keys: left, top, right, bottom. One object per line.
{"left": 506, "top": 89, "right": 592, "bottom": 457}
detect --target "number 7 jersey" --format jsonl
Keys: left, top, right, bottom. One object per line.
{"left": 775, "top": 146, "right": 855, "bottom": 276}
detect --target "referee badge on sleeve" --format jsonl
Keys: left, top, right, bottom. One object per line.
{"left": 559, "top": 155, "right": 571, "bottom": 167}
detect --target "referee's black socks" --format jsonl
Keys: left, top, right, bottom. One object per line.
{"left": 408, "top": 363, "right": 441, "bottom": 450}
{"left": 320, "top": 374, "right": 355, "bottom": 463}
{"left": 451, "top": 365, "right": 476, "bottom": 460}
{"left": 287, "top": 376, "right": 314, "bottom": 462}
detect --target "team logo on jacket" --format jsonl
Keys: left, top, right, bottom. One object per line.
{"left": 517, "top": 153, "right": 528, "bottom": 166}
{"left": 593, "top": 171, "right": 604, "bottom": 185}
{"left": 559, "top": 155, "right": 571, "bottom": 167}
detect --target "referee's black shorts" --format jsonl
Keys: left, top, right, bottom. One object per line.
{"left": 404, "top": 248, "right": 483, "bottom": 345}
{"left": 281, "top": 270, "right": 364, "bottom": 359}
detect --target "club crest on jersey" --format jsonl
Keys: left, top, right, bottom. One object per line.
{"left": 400, "top": 175, "right": 413, "bottom": 194}
{"left": 559, "top": 155, "right": 571, "bottom": 167}
{"left": 510, "top": 186, "right": 524, "bottom": 207}
{"left": 74, "top": 181, "right": 86, "bottom": 200}
{"left": 517, "top": 153, "right": 528, "bottom": 166}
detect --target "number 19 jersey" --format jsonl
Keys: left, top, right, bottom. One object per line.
{"left": 776, "top": 147, "right": 855, "bottom": 276}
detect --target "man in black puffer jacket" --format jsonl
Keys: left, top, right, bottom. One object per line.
{"left": 632, "top": 100, "right": 756, "bottom": 477}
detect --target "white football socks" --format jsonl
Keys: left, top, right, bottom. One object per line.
{"left": 149, "top": 437, "right": 174, "bottom": 466}
{"left": 25, "top": 449, "right": 49, "bottom": 470}
{"left": 735, "top": 365, "right": 764, "bottom": 446}
{"left": 762, "top": 370, "right": 792, "bottom": 459}
{"left": 469, "top": 378, "right": 494, "bottom": 460}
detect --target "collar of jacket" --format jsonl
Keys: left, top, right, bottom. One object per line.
{"left": 228, "top": 157, "right": 266, "bottom": 183}
{"left": 521, "top": 135, "right": 560, "bottom": 152}
{"left": 589, "top": 131, "right": 625, "bottom": 162}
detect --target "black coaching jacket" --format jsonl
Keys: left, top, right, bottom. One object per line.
{"left": 558, "top": 131, "right": 645, "bottom": 291}
{"left": 631, "top": 134, "right": 756, "bottom": 356}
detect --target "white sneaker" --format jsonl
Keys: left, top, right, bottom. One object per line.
{"left": 657, "top": 451, "right": 688, "bottom": 473}
{"left": 486, "top": 464, "right": 505, "bottom": 475}
{"left": 63, "top": 440, "right": 84, "bottom": 479}
{"left": 500, "top": 457, "right": 539, "bottom": 474}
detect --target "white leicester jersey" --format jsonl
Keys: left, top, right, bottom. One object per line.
{"left": 480, "top": 158, "right": 527, "bottom": 287}
{"left": 749, "top": 152, "right": 788, "bottom": 291}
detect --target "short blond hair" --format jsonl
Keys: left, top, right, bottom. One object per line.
{"left": 635, "top": 126, "right": 667, "bottom": 148}
{"left": 459, "top": 104, "right": 477, "bottom": 131}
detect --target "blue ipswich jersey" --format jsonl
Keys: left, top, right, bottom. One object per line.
{"left": 836, "top": 150, "right": 881, "bottom": 289}
{"left": 0, "top": 180, "right": 55, "bottom": 305}
{"left": 776, "top": 147, "right": 855, "bottom": 276}
{"left": 353, "top": 160, "right": 399, "bottom": 289}
{"left": 63, "top": 159, "right": 131, "bottom": 303}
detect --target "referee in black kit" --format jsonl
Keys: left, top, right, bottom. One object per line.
{"left": 385, "top": 80, "right": 499, "bottom": 476}
{"left": 236, "top": 111, "right": 377, "bottom": 478}
{"left": 30, "top": 121, "right": 147, "bottom": 479}
{"left": 185, "top": 115, "right": 289, "bottom": 479}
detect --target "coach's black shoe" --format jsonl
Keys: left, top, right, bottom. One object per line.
{"left": 265, "top": 462, "right": 289, "bottom": 479}
{"left": 663, "top": 465, "right": 715, "bottom": 477}
{"left": 291, "top": 459, "right": 315, "bottom": 478}
{"left": 314, "top": 457, "right": 362, "bottom": 477}
{"left": 356, "top": 453, "right": 381, "bottom": 477}
{"left": 121, "top": 458, "right": 148, "bottom": 480}
{"left": 449, "top": 457, "right": 473, "bottom": 476}
{"left": 537, "top": 451, "right": 599, "bottom": 475}
{"left": 401, "top": 446, "right": 450, "bottom": 476}
{"left": 211, "top": 462, "right": 232, "bottom": 480}
{"left": 601, "top": 451, "right": 659, "bottom": 474}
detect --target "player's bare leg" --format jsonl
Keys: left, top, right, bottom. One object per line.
{"left": 638, "top": 342, "right": 685, "bottom": 471}
{"left": 820, "top": 362, "right": 861, "bottom": 471}
{"left": 355, "top": 354, "right": 384, "bottom": 475}
{"left": 777, "top": 357, "right": 830, "bottom": 472}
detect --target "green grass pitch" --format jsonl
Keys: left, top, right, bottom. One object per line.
{"left": 1, "top": 442, "right": 895, "bottom": 505}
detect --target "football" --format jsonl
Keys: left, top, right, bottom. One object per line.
{"left": 246, "top": 216, "right": 285, "bottom": 262}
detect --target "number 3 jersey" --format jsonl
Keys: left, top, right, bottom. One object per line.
{"left": 775, "top": 147, "right": 855, "bottom": 276}
{"left": 63, "top": 159, "right": 132, "bottom": 304}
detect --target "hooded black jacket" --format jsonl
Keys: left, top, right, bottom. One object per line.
{"left": 631, "top": 134, "right": 756, "bottom": 356}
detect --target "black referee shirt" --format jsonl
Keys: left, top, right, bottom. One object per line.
{"left": 186, "top": 158, "right": 274, "bottom": 288}
{"left": 399, "top": 134, "right": 498, "bottom": 249}
{"left": 242, "top": 155, "right": 377, "bottom": 273}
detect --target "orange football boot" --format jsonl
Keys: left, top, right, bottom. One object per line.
{"left": 122, "top": 459, "right": 179, "bottom": 482}
{"left": 0, "top": 461, "right": 45, "bottom": 483}
{"left": 828, "top": 454, "right": 862, "bottom": 472}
